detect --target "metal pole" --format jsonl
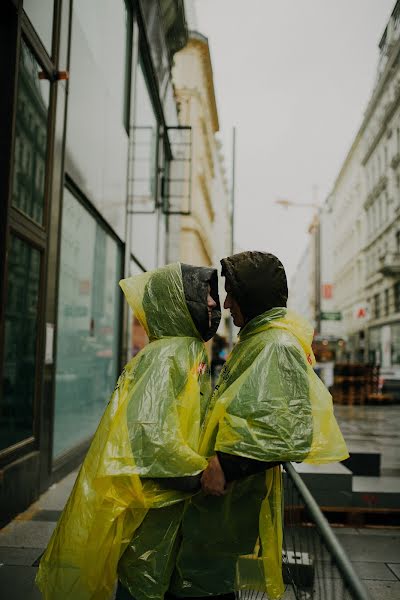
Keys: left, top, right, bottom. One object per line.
{"left": 284, "top": 462, "right": 371, "bottom": 600}
{"left": 123, "top": 15, "right": 140, "bottom": 364}
{"left": 228, "top": 127, "right": 236, "bottom": 350}
{"left": 230, "top": 127, "right": 236, "bottom": 254}
{"left": 312, "top": 185, "right": 321, "bottom": 335}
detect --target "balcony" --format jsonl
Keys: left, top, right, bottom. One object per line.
{"left": 391, "top": 152, "right": 400, "bottom": 170}
{"left": 379, "top": 252, "right": 400, "bottom": 275}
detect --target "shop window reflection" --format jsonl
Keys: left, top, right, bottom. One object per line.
{"left": 127, "top": 260, "right": 148, "bottom": 358}
{"left": 12, "top": 40, "right": 50, "bottom": 225}
{"left": 1, "top": 236, "right": 40, "bottom": 451}
{"left": 23, "top": 0, "right": 54, "bottom": 55}
{"left": 130, "top": 61, "right": 160, "bottom": 269}
{"left": 53, "top": 189, "right": 121, "bottom": 458}
{"left": 66, "top": 0, "right": 128, "bottom": 240}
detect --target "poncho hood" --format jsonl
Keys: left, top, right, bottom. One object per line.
{"left": 181, "top": 263, "right": 221, "bottom": 341}
{"left": 119, "top": 263, "right": 220, "bottom": 342}
{"left": 221, "top": 251, "right": 288, "bottom": 322}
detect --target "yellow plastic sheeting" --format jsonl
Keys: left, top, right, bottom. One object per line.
{"left": 194, "top": 308, "right": 348, "bottom": 599}
{"left": 36, "top": 264, "right": 210, "bottom": 600}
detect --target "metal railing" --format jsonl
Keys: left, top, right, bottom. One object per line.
{"left": 282, "top": 462, "right": 371, "bottom": 600}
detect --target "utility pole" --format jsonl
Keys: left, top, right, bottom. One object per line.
{"left": 230, "top": 127, "right": 236, "bottom": 254}
{"left": 275, "top": 193, "right": 321, "bottom": 333}
{"left": 228, "top": 127, "right": 236, "bottom": 349}
{"left": 312, "top": 186, "right": 321, "bottom": 335}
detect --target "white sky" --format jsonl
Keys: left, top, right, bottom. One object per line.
{"left": 193, "top": 0, "right": 395, "bottom": 282}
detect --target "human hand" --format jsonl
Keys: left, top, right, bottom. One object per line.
{"left": 201, "top": 455, "right": 226, "bottom": 496}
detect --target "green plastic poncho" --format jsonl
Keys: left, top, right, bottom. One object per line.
{"left": 171, "top": 307, "right": 349, "bottom": 599}
{"left": 36, "top": 263, "right": 217, "bottom": 600}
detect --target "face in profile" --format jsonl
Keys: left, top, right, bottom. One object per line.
{"left": 223, "top": 280, "right": 245, "bottom": 327}
{"left": 207, "top": 285, "right": 217, "bottom": 328}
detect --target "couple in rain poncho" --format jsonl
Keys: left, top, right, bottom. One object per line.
{"left": 36, "top": 251, "right": 348, "bottom": 600}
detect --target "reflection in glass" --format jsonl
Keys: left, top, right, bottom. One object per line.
{"left": 12, "top": 40, "right": 50, "bottom": 225}
{"left": 53, "top": 188, "right": 121, "bottom": 458}
{"left": 130, "top": 61, "right": 160, "bottom": 270}
{"left": 66, "top": 0, "right": 128, "bottom": 240}
{"left": 130, "top": 62, "right": 158, "bottom": 212}
{"left": 23, "top": 0, "right": 54, "bottom": 54}
{"left": 126, "top": 260, "right": 148, "bottom": 359}
{"left": 1, "top": 236, "right": 41, "bottom": 451}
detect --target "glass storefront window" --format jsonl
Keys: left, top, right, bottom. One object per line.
{"left": 130, "top": 60, "right": 160, "bottom": 269}
{"left": 392, "top": 324, "right": 400, "bottom": 366}
{"left": 132, "top": 62, "right": 158, "bottom": 210}
{"left": 12, "top": 39, "right": 50, "bottom": 225}
{"left": 23, "top": 0, "right": 54, "bottom": 55}
{"left": 53, "top": 188, "right": 121, "bottom": 458}
{"left": 66, "top": 0, "right": 128, "bottom": 241}
{"left": 1, "top": 236, "right": 41, "bottom": 451}
{"left": 368, "top": 327, "right": 381, "bottom": 364}
{"left": 126, "top": 259, "right": 148, "bottom": 359}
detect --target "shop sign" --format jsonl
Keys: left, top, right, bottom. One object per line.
{"left": 320, "top": 311, "right": 342, "bottom": 321}
{"left": 354, "top": 304, "right": 369, "bottom": 320}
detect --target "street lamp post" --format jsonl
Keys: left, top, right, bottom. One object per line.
{"left": 274, "top": 197, "right": 321, "bottom": 334}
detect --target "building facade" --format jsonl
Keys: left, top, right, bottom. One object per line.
{"left": 0, "top": 0, "right": 192, "bottom": 523}
{"left": 170, "top": 31, "right": 221, "bottom": 266}
{"left": 291, "top": 1, "right": 400, "bottom": 369}
{"left": 170, "top": 30, "right": 232, "bottom": 337}
{"left": 361, "top": 2, "right": 400, "bottom": 367}
{"left": 329, "top": 133, "right": 367, "bottom": 361}
{"left": 288, "top": 240, "right": 314, "bottom": 324}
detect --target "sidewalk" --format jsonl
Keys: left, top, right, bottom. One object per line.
{"left": 0, "top": 469, "right": 78, "bottom": 599}
{"left": 0, "top": 467, "right": 400, "bottom": 599}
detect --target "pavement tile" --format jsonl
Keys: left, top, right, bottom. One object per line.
{"left": 314, "top": 559, "right": 397, "bottom": 580}
{"left": 363, "top": 579, "right": 400, "bottom": 600}
{"left": 357, "top": 528, "right": 400, "bottom": 536}
{"left": 0, "top": 547, "right": 43, "bottom": 567}
{"left": 0, "top": 565, "right": 41, "bottom": 599}
{"left": 0, "top": 521, "right": 56, "bottom": 548}
{"left": 331, "top": 527, "right": 360, "bottom": 535}
{"left": 31, "top": 509, "right": 62, "bottom": 522}
{"left": 387, "top": 563, "right": 400, "bottom": 580}
{"left": 351, "top": 561, "right": 397, "bottom": 580}
{"left": 35, "top": 470, "right": 78, "bottom": 511}
{"left": 337, "top": 533, "right": 400, "bottom": 562}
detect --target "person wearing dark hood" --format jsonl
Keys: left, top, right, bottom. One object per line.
{"left": 170, "top": 251, "right": 348, "bottom": 599}
{"left": 36, "top": 262, "right": 221, "bottom": 600}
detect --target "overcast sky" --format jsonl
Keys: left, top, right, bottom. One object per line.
{"left": 192, "top": 0, "right": 395, "bottom": 283}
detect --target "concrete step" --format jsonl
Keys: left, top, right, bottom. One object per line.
{"left": 287, "top": 462, "right": 353, "bottom": 507}
{"left": 352, "top": 476, "right": 400, "bottom": 509}
{"left": 343, "top": 450, "right": 381, "bottom": 476}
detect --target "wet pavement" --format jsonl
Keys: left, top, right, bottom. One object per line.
{"left": 334, "top": 404, "right": 400, "bottom": 476}
{"left": 0, "top": 405, "right": 399, "bottom": 599}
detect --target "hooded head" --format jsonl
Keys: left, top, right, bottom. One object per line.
{"left": 221, "top": 251, "right": 288, "bottom": 325}
{"left": 119, "top": 263, "right": 221, "bottom": 342}
{"left": 180, "top": 264, "right": 220, "bottom": 341}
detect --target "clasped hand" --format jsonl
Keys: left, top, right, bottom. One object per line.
{"left": 200, "top": 455, "right": 226, "bottom": 496}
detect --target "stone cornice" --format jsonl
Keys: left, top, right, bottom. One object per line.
{"left": 198, "top": 170, "right": 215, "bottom": 223}
{"left": 364, "top": 175, "right": 388, "bottom": 209}
{"left": 181, "top": 218, "right": 213, "bottom": 264}
{"left": 329, "top": 38, "right": 400, "bottom": 194}
{"left": 361, "top": 82, "right": 400, "bottom": 166}
{"left": 186, "top": 31, "right": 219, "bottom": 133}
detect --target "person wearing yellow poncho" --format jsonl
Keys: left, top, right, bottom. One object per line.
{"left": 35, "top": 262, "right": 221, "bottom": 600}
{"left": 167, "top": 251, "right": 349, "bottom": 600}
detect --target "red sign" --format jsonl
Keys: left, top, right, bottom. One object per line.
{"left": 322, "top": 284, "right": 333, "bottom": 299}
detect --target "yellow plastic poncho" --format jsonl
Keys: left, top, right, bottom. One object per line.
{"left": 36, "top": 263, "right": 211, "bottom": 600}
{"left": 171, "top": 308, "right": 349, "bottom": 599}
